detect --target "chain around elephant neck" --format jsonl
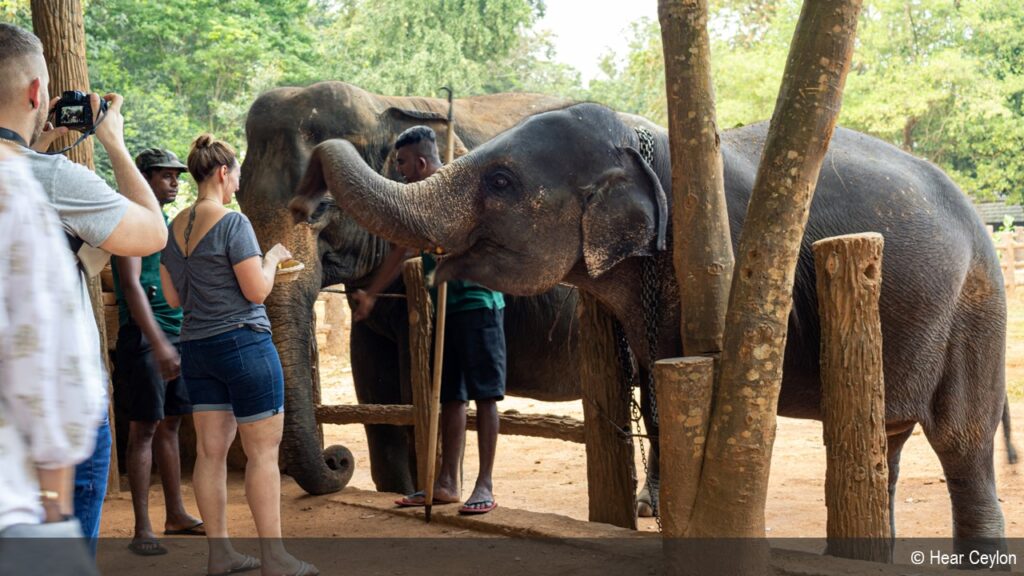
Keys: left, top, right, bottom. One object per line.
{"left": 635, "top": 126, "right": 656, "bottom": 167}
{"left": 616, "top": 253, "right": 662, "bottom": 532}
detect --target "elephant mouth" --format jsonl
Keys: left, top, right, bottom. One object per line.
{"left": 432, "top": 234, "right": 525, "bottom": 289}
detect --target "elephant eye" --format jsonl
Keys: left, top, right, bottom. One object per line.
{"left": 486, "top": 170, "right": 514, "bottom": 191}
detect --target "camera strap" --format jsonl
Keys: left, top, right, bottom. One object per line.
{"left": 0, "top": 127, "right": 29, "bottom": 148}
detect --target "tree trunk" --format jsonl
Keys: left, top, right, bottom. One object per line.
{"left": 578, "top": 293, "right": 637, "bottom": 529}
{"left": 658, "top": 0, "right": 734, "bottom": 355}
{"left": 687, "top": 1, "right": 863, "bottom": 574}
{"left": 813, "top": 233, "right": 890, "bottom": 562}
{"left": 31, "top": 0, "right": 120, "bottom": 494}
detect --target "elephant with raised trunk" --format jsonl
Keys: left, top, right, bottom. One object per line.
{"left": 237, "top": 82, "right": 603, "bottom": 497}
{"left": 293, "top": 103, "right": 1009, "bottom": 551}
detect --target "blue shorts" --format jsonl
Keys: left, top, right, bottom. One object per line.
{"left": 181, "top": 327, "right": 284, "bottom": 423}
{"left": 440, "top": 307, "right": 507, "bottom": 404}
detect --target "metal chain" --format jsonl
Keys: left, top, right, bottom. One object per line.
{"left": 614, "top": 254, "right": 663, "bottom": 532}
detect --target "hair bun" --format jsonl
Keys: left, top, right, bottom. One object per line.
{"left": 193, "top": 133, "right": 214, "bottom": 149}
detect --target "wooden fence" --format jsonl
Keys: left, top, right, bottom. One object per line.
{"left": 312, "top": 258, "right": 638, "bottom": 528}
{"left": 990, "top": 226, "right": 1024, "bottom": 293}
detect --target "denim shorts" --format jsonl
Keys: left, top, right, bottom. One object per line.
{"left": 181, "top": 327, "right": 284, "bottom": 423}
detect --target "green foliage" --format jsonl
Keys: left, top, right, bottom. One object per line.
{"left": 585, "top": 0, "right": 1024, "bottom": 203}
{"left": 1, "top": 0, "right": 1020, "bottom": 204}
{"left": 2, "top": 0, "right": 572, "bottom": 191}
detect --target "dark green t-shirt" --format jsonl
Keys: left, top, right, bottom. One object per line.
{"left": 421, "top": 253, "right": 504, "bottom": 314}
{"left": 112, "top": 212, "right": 183, "bottom": 335}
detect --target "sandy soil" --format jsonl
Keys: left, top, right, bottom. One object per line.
{"left": 98, "top": 294, "right": 1024, "bottom": 571}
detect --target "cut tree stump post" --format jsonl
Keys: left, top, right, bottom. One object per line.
{"left": 656, "top": 357, "right": 714, "bottom": 575}
{"left": 655, "top": 357, "right": 714, "bottom": 540}
{"left": 578, "top": 293, "right": 637, "bottom": 529}
{"left": 403, "top": 257, "right": 436, "bottom": 490}
{"left": 813, "top": 233, "right": 890, "bottom": 562}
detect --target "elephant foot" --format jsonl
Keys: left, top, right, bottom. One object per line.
{"left": 636, "top": 483, "right": 659, "bottom": 518}
{"left": 324, "top": 444, "right": 356, "bottom": 489}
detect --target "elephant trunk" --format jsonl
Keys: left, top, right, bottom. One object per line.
{"left": 291, "top": 139, "right": 475, "bottom": 254}
{"left": 261, "top": 220, "right": 349, "bottom": 495}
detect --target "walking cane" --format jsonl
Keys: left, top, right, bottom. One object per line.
{"left": 424, "top": 86, "right": 455, "bottom": 523}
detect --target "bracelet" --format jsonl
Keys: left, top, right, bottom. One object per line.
{"left": 39, "top": 490, "right": 60, "bottom": 503}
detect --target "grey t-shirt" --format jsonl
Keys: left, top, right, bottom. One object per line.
{"left": 26, "top": 149, "right": 129, "bottom": 378}
{"left": 161, "top": 211, "right": 272, "bottom": 341}
{"left": 26, "top": 150, "right": 129, "bottom": 247}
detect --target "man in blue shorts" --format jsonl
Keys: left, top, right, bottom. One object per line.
{"left": 352, "top": 126, "right": 505, "bottom": 515}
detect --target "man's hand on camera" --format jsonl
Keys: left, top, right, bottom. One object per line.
{"left": 29, "top": 97, "right": 69, "bottom": 153}
{"left": 91, "top": 92, "right": 125, "bottom": 151}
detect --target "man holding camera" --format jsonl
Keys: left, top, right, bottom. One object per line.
{"left": 0, "top": 23, "right": 169, "bottom": 553}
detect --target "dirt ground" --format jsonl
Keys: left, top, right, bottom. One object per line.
{"left": 98, "top": 294, "right": 1024, "bottom": 570}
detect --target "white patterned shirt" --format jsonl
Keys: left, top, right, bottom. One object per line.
{"left": 0, "top": 151, "right": 106, "bottom": 532}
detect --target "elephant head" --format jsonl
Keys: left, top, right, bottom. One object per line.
{"left": 238, "top": 82, "right": 570, "bottom": 495}
{"left": 291, "top": 103, "right": 670, "bottom": 301}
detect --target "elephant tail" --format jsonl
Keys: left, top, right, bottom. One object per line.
{"left": 1004, "top": 396, "right": 1018, "bottom": 465}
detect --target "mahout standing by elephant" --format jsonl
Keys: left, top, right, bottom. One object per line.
{"left": 112, "top": 148, "right": 204, "bottom": 556}
{"left": 293, "top": 102, "right": 1009, "bottom": 554}
{"left": 354, "top": 126, "right": 505, "bottom": 515}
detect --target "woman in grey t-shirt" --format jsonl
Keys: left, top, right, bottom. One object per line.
{"left": 160, "top": 135, "right": 317, "bottom": 576}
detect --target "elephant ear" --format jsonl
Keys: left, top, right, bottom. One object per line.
{"left": 581, "top": 146, "right": 668, "bottom": 278}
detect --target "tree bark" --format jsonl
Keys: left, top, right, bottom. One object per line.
{"left": 658, "top": 0, "right": 733, "bottom": 355}
{"left": 31, "top": 0, "right": 120, "bottom": 494}
{"left": 655, "top": 357, "right": 713, "bottom": 538}
{"left": 403, "top": 257, "right": 436, "bottom": 491}
{"left": 813, "top": 233, "right": 890, "bottom": 562}
{"left": 578, "top": 293, "right": 637, "bottom": 529}
{"left": 686, "top": 2, "right": 863, "bottom": 574}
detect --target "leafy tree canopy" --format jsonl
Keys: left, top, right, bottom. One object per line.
{"left": 1, "top": 0, "right": 1020, "bottom": 203}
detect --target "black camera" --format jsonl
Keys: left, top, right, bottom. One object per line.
{"left": 53, "top": 90, "right": 107, "bottom": 132}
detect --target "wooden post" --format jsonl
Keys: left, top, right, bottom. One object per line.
{"left": 577, "top": 293, "right": 637, "bottom": 529}
{"left": 687, "top": 2, "right": 863, "bottom": 573}
{"left": 31, "top": 0, "right": 120, "bottom": 495}
{"left": 658, "top": 0, "right": 734, "bottom": 355}
{"left": 1002, "top": 234, "right": 1016, "bottom": 293}
{"left": 814, "top": 233, "right": 890, "bottom": 562}
{"left": 403, "top": 257, "right": 435, "bottom": 491}
{"left": 656, "top": 357, "right": 713, "bottom": 536}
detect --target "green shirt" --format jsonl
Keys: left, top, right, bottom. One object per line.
{"left": 421, "top": 253, "right": 504, "bottom": 314}
{"left": 112, "top": 212, "right": 183, "bottom": 335}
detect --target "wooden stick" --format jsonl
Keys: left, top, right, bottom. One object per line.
{"left": 425, "top": 86, "right": 456, "bottom": 522}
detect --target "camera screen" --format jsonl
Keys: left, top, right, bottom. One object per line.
{"left": 60, "top": 105, "right": 85, "bottom": 125}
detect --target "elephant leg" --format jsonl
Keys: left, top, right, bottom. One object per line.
{"left": 885, "top": 426, "right": 914, "bottom": 540}
{"left": 350, "top": 321, "right": 415, "bottom": 494}
{"left": 636, "top": 368, "right": 660, "bottom": 518}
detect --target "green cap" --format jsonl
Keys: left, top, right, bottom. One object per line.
{"left": 135, "top": 148, "right": 187, "bottom": 173}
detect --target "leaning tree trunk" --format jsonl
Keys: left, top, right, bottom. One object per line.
{"left": 659, "top": 0, "right": 733, "bottom": 356}
{"left": 686, "top": 2, "right": 863, "bottom": 574}
{"left": 32, "top": 0, "right": 120, "bottom": 494}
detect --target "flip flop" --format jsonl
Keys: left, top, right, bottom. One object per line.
{"left": 271, "top": 561, "right": 319, "bottom": 576}
{"left": 394, "top": 490, "right": 458, "bottom": 507}
{"left": 459, "top": 499, "right": 498, "bottom": 515}
{"left": 207, "top": 554, "right": 261, "bottom": 576}
{"left": 164, "top": 521, "right": 205, "bottom": 536}
{"left": 128, "top": 537, "right": 168, "bottom": 556}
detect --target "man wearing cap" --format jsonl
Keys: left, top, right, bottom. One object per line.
{"left": 111, "top": 148, "right": 203, "bottom": 556}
